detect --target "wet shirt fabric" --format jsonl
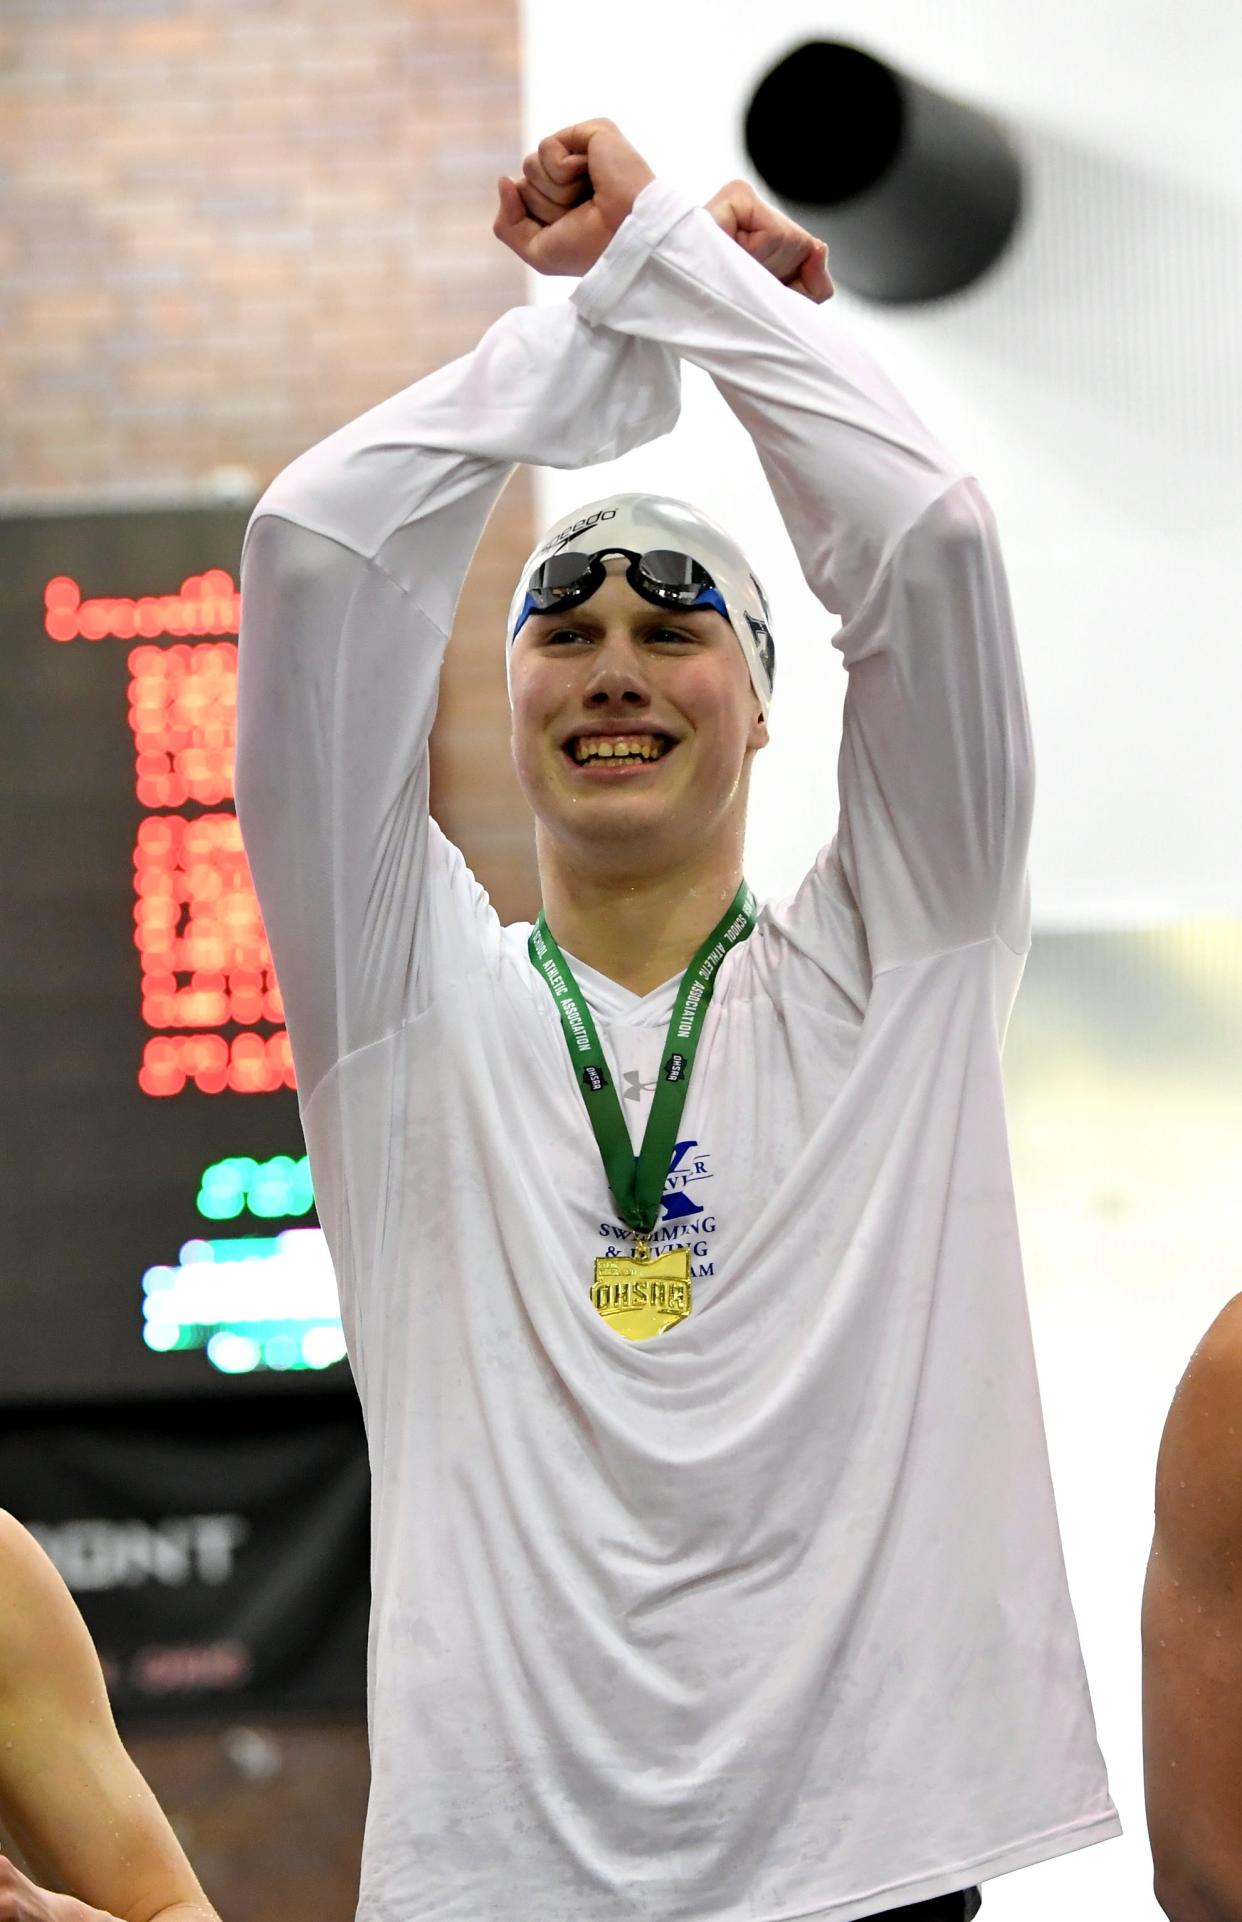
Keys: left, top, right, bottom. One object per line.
{"left": 236, "top": 179, "right": 1120, "bottom": 1922}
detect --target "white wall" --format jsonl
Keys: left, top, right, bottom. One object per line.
{"left": 517, "top": 4, "right": 1242, "bottom": 1917}
{"left": 518, "top": 0, "right": 1242, "bottom": 924}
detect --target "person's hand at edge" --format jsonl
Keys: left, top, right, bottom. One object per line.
{"left": 0, "top": 1850, "right": 118, "bottom": 1920}
{"left": 0, "top": 1851, "right": 215, "bottom": 1921}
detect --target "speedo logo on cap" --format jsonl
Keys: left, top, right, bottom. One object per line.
{"left": 534, "top": 507, "right": 617, "bottom": 561}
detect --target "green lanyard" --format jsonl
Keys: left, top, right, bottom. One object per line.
{"left": 528, "top": 882, "right": 757, "bottom": 1243}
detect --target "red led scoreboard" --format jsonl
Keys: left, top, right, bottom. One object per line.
{"left": 1, "top": 508, "right": 347, "bottom": 1404}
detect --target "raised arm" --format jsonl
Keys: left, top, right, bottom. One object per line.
{"left": 1143, "top": 1296, "right": 1242, "bottom": 1922}
{"left": 235, "top": 300, "right": 680, "bottom": 1102}
{"left": 0, "top": 1512, "right": 219, "bottom": 1922}
{"left": 501, "top": 120, "right": 1033, "bottom": 980}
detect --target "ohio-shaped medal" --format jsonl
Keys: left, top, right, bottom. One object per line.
{"left": 591, "top": 1246, "right": 692, "bottom": 1342}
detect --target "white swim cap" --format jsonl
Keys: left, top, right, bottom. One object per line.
{"left": 506, "top": 492, "right": 775, "bottom": 718}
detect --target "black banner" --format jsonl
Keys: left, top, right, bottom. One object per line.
{"left": 0, "top": 1393, "right": 368, "bottom": 1721}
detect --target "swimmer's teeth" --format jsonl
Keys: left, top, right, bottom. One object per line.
{"left": 573, "top": 736, "right": 666, "bottom": 765}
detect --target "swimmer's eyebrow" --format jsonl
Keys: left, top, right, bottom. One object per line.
{"left": 524, "top": 606, "right": 719, "bottom": 636}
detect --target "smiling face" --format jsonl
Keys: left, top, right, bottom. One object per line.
{"left": 509, "top": 559, "right": 768, "bottom": 878}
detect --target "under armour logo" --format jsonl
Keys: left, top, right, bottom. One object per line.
{"left": 622, "top": 1069, "right": 659, "bottom": 1103}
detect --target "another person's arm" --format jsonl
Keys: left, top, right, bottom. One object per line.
{"left": 1143, "top": 1295, "right": 1242, "bottom": 1922}
{"left": 0, "top": 1512, "right": 219, "bottom": 1922}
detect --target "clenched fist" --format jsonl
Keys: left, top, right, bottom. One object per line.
{"left": 494, "top": 120, "right": 833, "bottom": 303}
{"left": 704, "top": 179, "right": 834, "bottom": 302}
{"left": 494, "top": 119, "right": 654, "bottom": 278}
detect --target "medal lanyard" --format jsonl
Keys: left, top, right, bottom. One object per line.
{"left": 528, "top": 882, "right": 757, "bottom": 1241}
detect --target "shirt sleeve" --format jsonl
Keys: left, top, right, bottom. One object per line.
{"left": 571, "top": 179, "right": 1034, "bottom": 974}
{"left": 235, "top": 301, "right": 681, "bottom": 1102}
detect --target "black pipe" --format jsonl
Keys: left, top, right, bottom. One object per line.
{"left": 744, "top": 43, "right": 1023, "bottom": 304}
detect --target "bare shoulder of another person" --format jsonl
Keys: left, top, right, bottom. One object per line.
{"left": 1143, "top": 1294, "right": 1242, "bottom": 1922}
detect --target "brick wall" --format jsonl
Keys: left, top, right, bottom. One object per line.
{"left": 2, "top": 0, "right": 540, "bottom": 920}
{"left": 2, "top": 5, "right": 536, "bottom": 1911}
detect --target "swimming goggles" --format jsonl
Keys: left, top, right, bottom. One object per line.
{"left": 511, "top": 547, "right": 728, "bottom": 640}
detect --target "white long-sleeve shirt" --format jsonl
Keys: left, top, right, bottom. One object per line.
{"left": 236, "top": 178, "right": 1120, "bottom": 1922}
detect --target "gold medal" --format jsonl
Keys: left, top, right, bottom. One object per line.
{"left": 591, "top": 1242, "right": 692, "bottom": 1342}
